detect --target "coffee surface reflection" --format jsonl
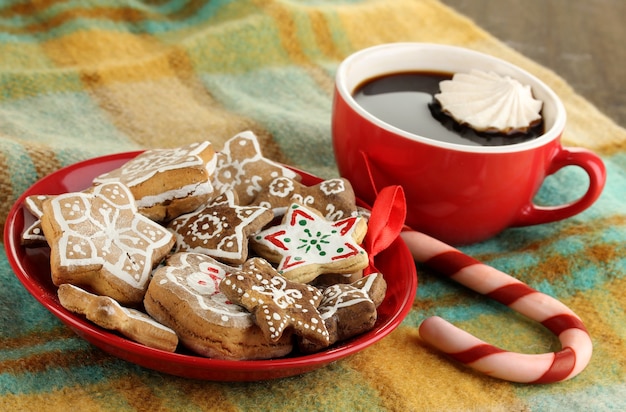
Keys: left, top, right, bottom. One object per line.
{"left": 353, "top": 71, "right": 543, "bottom": 146}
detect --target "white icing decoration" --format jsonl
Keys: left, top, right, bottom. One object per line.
{"left": 121, "top": 306, "right": 176, "bottom": 333}
{"left": 358, "top": 272, "right": 379, "bottom": 295}
{"left": 320, "top": 179, "right": 345, "bottom": 195}
{"left": 244, "top": 175, "right": 263, "bottom": 199}
{"left": 161, "top": 253, "right": 250, "bottom": 326}
{"left": 318, "top": 284, "right": 372, "bottom": 320}
{"left": 250, "top": 275, "right": 304, "bottom": 310}
{"left": 268, "top": 177, "right": 294, "bottom": 198}
{"left": 134, "top": 181, "right": 213, "bottom": 208}
{"left": 291, "top": 193, "right": 315, "bottom": 207}
{"left": 212, "top": 131, "right": 298, "bottom": 203}
{"left": 226, "top": 259, "right": 329, "bottom": 342}
{"left": 51, "top": 183, "right": 172, "bottom": 289}
{"left": 22, "top": 195, "right": 47, "bottom": 243}
{"left": 25, "top": 196, "right": 45, "bottom": 217}
{"left": 94, "top": 141, "right": 213, "bottom": 188}
{"left": 253, "top": 203, "right": 367, "bottom": 272}
{"left": 324, "top": 203, "right": 344, "bottom": 222}
{"left": 169, "top": 190, "right": 270, "bottom": 262}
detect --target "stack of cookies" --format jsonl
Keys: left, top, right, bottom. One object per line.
{"left": 23, "top": 131, "right": 387, "bottom": 360}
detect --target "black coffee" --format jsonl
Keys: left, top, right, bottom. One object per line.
{"left": 353, "top": 71, "right": 544, "bottom": 146}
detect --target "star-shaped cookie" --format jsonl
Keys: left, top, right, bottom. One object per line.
{"left": 41, "top": 182, "right": 175, "bottom": 305}
{"left": 212, "top": 131, "right": 300, "bottom": 205}
{"left": 219, "top": 257, "right": 329, "bottom": 346}
{"left": 168, "top": 190, "right": 273, "bottom": 265}
{"left": 250, "top": 176, "right": 358, "bottom": 221}
{"left": 250, "top": 203, "right": 369, "bottom": 283}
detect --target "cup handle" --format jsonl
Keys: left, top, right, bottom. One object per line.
{"left": 513, "top": 147, "right": 606, "bottom": 226}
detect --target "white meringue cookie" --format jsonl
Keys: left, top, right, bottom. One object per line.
{"left": 434, "top": 70, "right": 543, "bottom": 134}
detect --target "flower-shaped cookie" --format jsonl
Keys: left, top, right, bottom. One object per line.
{"left": 41, "top": 182, "right": 175, "bottom": 305}
{"left": 251, "top": 203, "right": 369, "bottom": 283}
{"left": 168, "top": 190, "right": 273, "bottom": 265}
{"left": 212, "top": 131, "right": 300, "bottom": 205}
{"left": 250, "top": 176, "right": 358, "bottom": 221}
{"left": 220, "top": 257, "right": 329, "bottom": 346}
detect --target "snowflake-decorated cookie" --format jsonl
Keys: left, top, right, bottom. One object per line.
{"left": 250, "top": 176, "right": 358, "bottom": 221}
{"left": 94, "top": 141, "right": 217, "bottom": 222}
{"left": 212, "top": 131, "right": 300, "bottom": 205}
{"left": 250, "top": 203, "right": 369, "bottom": 283}
{"left": 220, "top": 257, "right": 330, "bottom": 346}
{"left": 168, "top": 190, "right": 273, "bottom": 265}
{"left": 144, "top": 252, "right": 293, "bottom": 359}
{"left": 58, "top": 283, "right": 178, "bottom": 352}
{"left": 41, "top": 182, "right": 175, "bottom": 305}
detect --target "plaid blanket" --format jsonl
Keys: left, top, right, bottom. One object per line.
{"left": 1, "top": 0, "right": 625, "bottom": 411}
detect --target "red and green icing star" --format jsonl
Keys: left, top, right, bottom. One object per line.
{"left": 253, "top": 203, "right": 368, "bottom": 283}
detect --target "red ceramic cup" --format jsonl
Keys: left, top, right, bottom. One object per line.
{"left": 332, "top": 43, "right": 606, "bottom": 245}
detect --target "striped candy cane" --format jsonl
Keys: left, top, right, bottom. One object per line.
{"left": 400, "top": 229, "right": 593, "bottom": 383}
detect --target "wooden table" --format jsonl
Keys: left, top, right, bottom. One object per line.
{"left": 442, "top": 0, "right": 626, "bottom": 128}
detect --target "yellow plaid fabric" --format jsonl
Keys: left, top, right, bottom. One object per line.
{"left": 1, "top": 1, "right": 625, "bottom": 411}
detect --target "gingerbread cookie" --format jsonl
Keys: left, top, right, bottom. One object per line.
{"left": 212, "top": 131, "right": 300, "bottom": 205}
{"left": 168, "top": 190, "right": 273, "bottom": 265}
{"left": 41, "top": 182, "right": 175, "bottom": 305}
{"left": 21, "top": 194, "right": 51, "bottom": 247}
{"left": 144, "top": 252, "right": 293, "bottom": 360}
{"left": 94, "top": 141, "right": 217, "bottom": 222}
{"left": 250, "top": 203, "right": 369, "bottom": 283}
{"left": 58, "top": 284, "right": 178, "bottom": 352}
{"left": 352, "top": 272, "right": 387, "bottom": 307}
{"left": 250, "top": 176, "right": 358, "bottom": 221}
{"left": 312, "top": 271, "right": 364, "bottom": 288}
{"left": 220, "top": 257, "right": 330, "bottom": 346}
{"left": 298, "top": 273, "right": 387, "bottom": 353}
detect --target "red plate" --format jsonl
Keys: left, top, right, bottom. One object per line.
{"left": 4, "top": 152, "right": 417, "bottom": 381}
